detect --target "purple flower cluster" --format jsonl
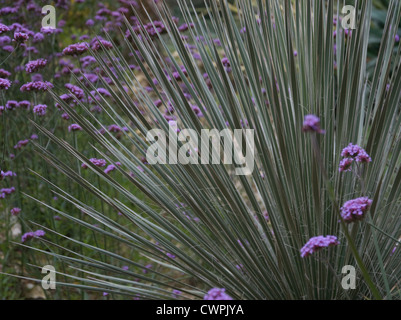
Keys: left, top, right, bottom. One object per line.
{"left": 19, "top": 100, "right": 31, "bottom": 109}
{"left": 21, "top": 230, "right": 45, "bottom": 243}
{"left": 81, "top": 158, "right": 107, "bottom": 169}
{"left": 172, "top": 289, "right": 182, "bottom": 299}
{"left": 341, "top": 143, "right": 372, "bottom": 163}
{"left": 4, "top": 100, "right": 30, "bottom": 111}
{"left": 91, "top": 39, "right": 113, "bottom": 51}
{"left": 20, "top": 81, "right": 54, "bottom": 92}
{"left": 0, "top": 78, "right": 11, "bottom": 90}
{"left": 65, "top": 83, "right": 85, "bottom": 100}
{"left": 6, "top": 100, "right": 18, "bottom": 110}
{"left": 340, "top": 197, "right": 373, "bottom": 223}
{"left": 68, "top": 124, "right": 82, "bottom": 132}
{"left": 339, "top": 157, "right": 354, "bottom": 173}
{"left": 0, "top": 68, "right": 11, "bottom": 78}
{"left": 142, "top": 264, "right": 153, "bottom": 274}
{"left": 339, "top": 144, "right": 371, "bottom": 172}
{"left": 302, "top": 115, "right": 325, "bottom": 134}
{"left": 13, "top": 31, "right": 29, "bottom": 42}
{"left": 25, "top": 59, "right": 47, "bottom": 73}
{"left": 62, "top": 42, "right": 89, "bottom": 56}
{"left": 221, "top": 57, "right": 231, "bottom": 72}
{"left": 2, "top": 170, "right": 16, "bottom": 178}
{"left": 203, "top": 288, "right": 233, "bottom": 300}
{"left": 104, "top": 164, "right": 119, "bottom": 174}
{"left": 0, "top": 187, "right": 16, "bottom": 199}
{"left": 33, "top": 104, "right": 47, "bottom": 116}
{"left": 300, "top": 235, "right": 340, "bottom": 258}
{"left": 0, "top": 23, "right": 10, "bottom": 34}
{"left": 14, "top": 139, "right": 29, "bottom": 149}
{"left": 11, "top": 207, "right": 21, "bottom": 216}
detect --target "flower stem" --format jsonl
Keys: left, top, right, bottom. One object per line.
{"left": 310, "top": 133, "right": 382, "bottom": 300}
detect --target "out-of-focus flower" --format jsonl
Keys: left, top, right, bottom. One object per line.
{"left": 65, "top": 83, "right": 85, "bottom": 100}
{"left": 166, "top": 252, "right": 176, "bottom": 259}
{"left": 204, "top": 288, "right": 233, "bottom": 300}
{"left": 0, "top": 23, "right": 10, "bottom": 34}
{"left": 21, "top": 230, "right": 45, "bottom": 243}
{"left": 33, "top": 104, "right": 47, "bottom": 116}
{"left": 13, "top": 31, "right": 29, "bottom": 42}
{"left": 91, "top": 39, "right": 113, "bottom": 51}
{"left": 104, "top": 164, "right": 116, "bottom": 174}
{"left": 0, "top": 68, "right": 11, "bottom": 78}
{"left": 18, "top": 100, "right": 31, "bottom": 109}
{"left": 68, "top": 124, "right": 82, "bottom": 132}
{"left": 302, "top": 115, "right": 325, "bottom": 134}
{"left": 11, "top": 207, "right": 21, "bottom": 216}
{"left": 5, "top": 100, "right": 18, "bottom": 110}
{"left": 62, "top": 42, "right": 89, "bottom": 56}
{"left": 1, "top": 187, "right": 16, "bottom": 198}
{"left": 81, "top": 158, "right": 107, "bottom": 169}
{"left": 3, "top": 170, "right": 16, "bottom": 177}
{"left": 25, "top": 59, "right": 47, "bottom": 73}
{"left": 20, "top": 81, "right": 53, "bottom": 92}
{"left": 33, "top": 32, "right": 44, "bottom": 43}
{"left": 142, "top": 264, "right": 153, "bottom": 274}
{"left": 221, "top": 57, "right": 231, "bottom": 72}
{"left": 0, "top": 78, "right": 11, "bottom": 90}
{"left": 14, "top": 139, "right": 29, "bottom": 149}
{"left": 172, "top": 290, "right": 182, "bottom": 299}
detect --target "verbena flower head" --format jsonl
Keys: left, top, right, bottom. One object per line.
{"left": 0, "top": 23, "right": 10, "bottom": 34}
{"left": 21, "top": 230, "right": 45, "bottom": 243}
{"left": 14, "top": 139, "right": 29, "bottom": 149}
{"left": 104, "top": 164, "right": 116, "bottom": 174}
{"left": 18, "top": 100, "right": 31, "bottom": 110}
{"left": 65, "top": 83, "right": 85, "bottom": 100}
{"left": 68, "top": 124, "right": 82, "bottom": 132}
{"left": 33, "top": 104, "right": 47, "bottom": 116}
{"left": 204, "top": 288, "right": 233, "bottom": 300}
{"left": 339, "top": 158, "right": 354, "bottom": 172}
{"left": 172, "top": 289, "right": 182, "bottom": 298}
{"left": 340, "top": 197, "right": 373, "bottom": 223}
{"left": 82, "top": 158, "right": 107, "bottom": 169}
{"left": 20, "top": 81, "right": 53, "bottom": 92}
{"left": 13, "top": 31, "right": 29, "bottom": 42}
{"left": 341, "top": 143, "right": 371, "bottom": 163}
{"left": 11, "top": 207, "right": 21, "bottom": 216}
{"left": 3, "top": 170, "right": 16, "bottom": 177}
{"left": 300, "top": 235, "right": 339, "bottom": 258}
{"left": 302, "top": 115, "right": 325, "bottom": 134}
{"left": 0, "top": 78, "right": 11, "bottom": 90}
{"left": 1, "top": 187, "right": 16, "bottom": 197}
{"left": 0, "top": 68, "right": 11, "bottom": 78}
{"left": 25, "top": 59, "right": 47, "bottom": 73}
{"left": 6, "top": 100, "right": 18, "bottom": 110}
{"left": 62, "top": 42, "right": 89, "bottom": 56}
{"left": 91, "top": 39, "right": 113, "bottom": 51}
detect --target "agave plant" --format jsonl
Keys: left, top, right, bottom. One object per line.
{"left": 19, "top": 0, "right": 401, "bottom": 300}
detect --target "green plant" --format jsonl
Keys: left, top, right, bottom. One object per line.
{"left": 19, "top": 0, "right": 401, "bottom": 299}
